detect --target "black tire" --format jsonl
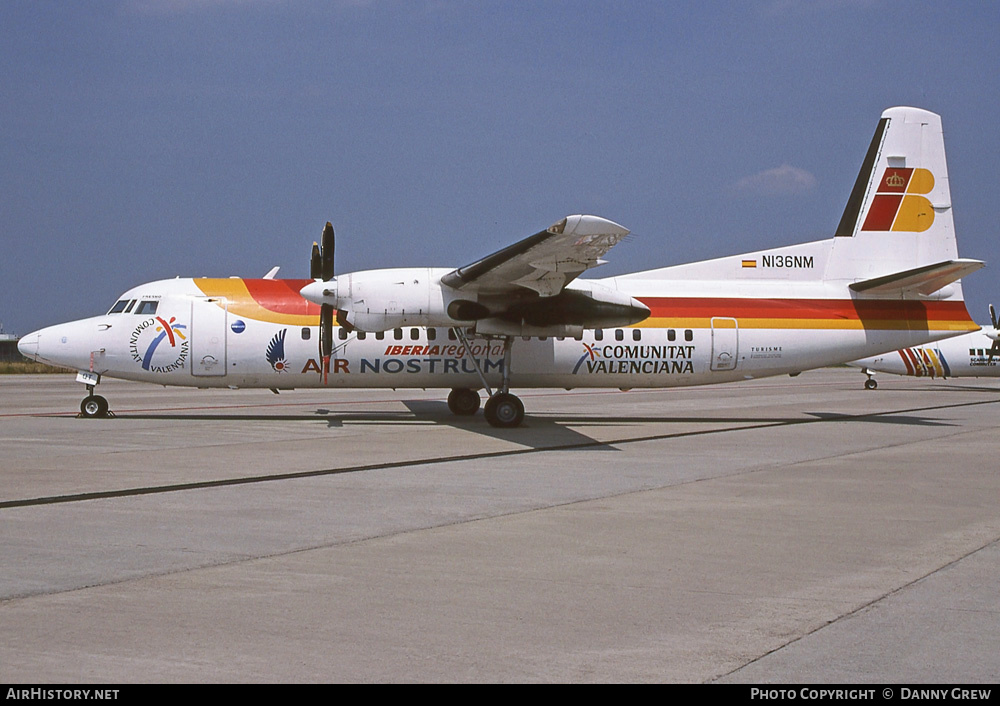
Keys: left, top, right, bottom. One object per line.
{"left": 483, "top": 392, "right": 524, "bottom": 428}
{"left": 447, "top": 388, "right": 481, "bottom": 416}
{"left": 80, "top": 395, "right": 109, "bottom": 418}
{"left": 864, "top": 378, "right": 878, "bottom": 390}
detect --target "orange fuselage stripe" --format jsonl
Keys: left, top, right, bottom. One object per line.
{"left": 191, "top": 281, "right": 978, "bottom": 332}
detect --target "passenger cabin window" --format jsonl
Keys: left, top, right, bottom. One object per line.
{"left": 357, "top": 331, "right": 367, "bottom": 340}
{"left": 595, "top": 329, "right": 603, "bottom": 341}
{"left": 615, "top": 329, "right": 624, "bottom": 341}
{"left": 410, "top": 328, "right": 419, "bottom": 340}
{"left": 684, "top": 329, "right": 693, "bottom": 342}
{"left": 134, "top": 301, "right": 158, "bottom": 315}
{"left": 108, "top": 300, "right": 129, "bottom": 314}
{"left": 301, "top": 328, "right": 311, "bottom": 340}
{"left": 632, "top": 329, "right": 641, "bottom": 341}
{"left": 338, "top": 328, "right": 347, "bottom": 340}
{"left": 448, "top": 329, "right": 457, "bottom": 341}
{"left": 375, "top": 331, "right": 385, "bottom": 340}
{"left": 667, "top": 329, "right": 676, "bottom": 341}
{"left": 427, "top": 328, "right": 437, "bottom": 341}
{"left": 394, "top": 328, "right": 403, "bottom": 340}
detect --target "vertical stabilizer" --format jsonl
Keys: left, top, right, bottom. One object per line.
{"left": 826, "top": 107, "right": 961, "bottom": 285}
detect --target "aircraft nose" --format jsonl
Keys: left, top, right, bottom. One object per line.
{"left": 20, "top": 319, "right": 105, "bottom": 370}
{"left": 17, "top": 331, "right": 39, "bottom": 361}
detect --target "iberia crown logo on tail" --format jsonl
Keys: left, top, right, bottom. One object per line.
{"left": 862, "top": 168, "right": 936, "bottom": 232}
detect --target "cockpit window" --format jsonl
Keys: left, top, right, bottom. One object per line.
{"left": 108, "top": 300, "right": 129, "bottom": 314}
{"left": 135, "top": 300, "right": 159, "bottom": 315}
{"left": 123, "top": 300, "right": 136, "bottom": 313}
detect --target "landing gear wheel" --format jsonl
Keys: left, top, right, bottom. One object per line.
{"left": 448, "top": 388, "right": 481, "bottom": 416}
{"left": 80, "top": 395, "right": 109, "bottom": 418}
{"left": 483, "top": 392, "right": 524, "bottom": 428}
{"left": 864, "top": 378, "right": 878, "bottom": 390}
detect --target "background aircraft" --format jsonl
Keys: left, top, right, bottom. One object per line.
{"left": 851, "top": 305, "right": 1000, "bottom": 388}
{"left": 19, "top": 107, "right": 983, "bottom": 427}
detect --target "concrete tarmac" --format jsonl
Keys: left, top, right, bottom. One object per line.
{"left": 1, "top": 369, "right": 998, "bottom": 683}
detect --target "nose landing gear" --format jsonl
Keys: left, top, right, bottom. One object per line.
{"left": 76, "top": 372, "right": 113, "bottom": 418}
{"left": 80, "top": 393, "right": 110, "bottom": 418}
{"left": 862, "top": 368, "right": 878, "bottom": 390}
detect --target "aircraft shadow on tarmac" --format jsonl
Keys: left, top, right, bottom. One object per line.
{"left": 804, "top": 411, "right": 956, "bottom": 427}
{"left": 108, "top": 395, "right": 984, "bottom": 453}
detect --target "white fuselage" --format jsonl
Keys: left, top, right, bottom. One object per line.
{"left": 18, "top": 271, "right": 978, "bottom": 392}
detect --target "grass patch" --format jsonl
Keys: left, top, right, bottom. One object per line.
{"left": 0, "top": 360, "right": 74, "bottom": 374}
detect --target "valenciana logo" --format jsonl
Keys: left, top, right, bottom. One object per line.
{"left": 572, "top": 343, "right": 602, "bottom": 374}
{"left": 572, "top": 341, "right": 696, "bottom": 375}
{"left": 130, "top": 316, "right": 189, "bottom": 372}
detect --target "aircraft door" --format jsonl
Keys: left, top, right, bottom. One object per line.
{"left": 710, "top": 317, "right": 739, "bottom": 371}
{"left": 190, "top": 297, "right": 227, "bottom": 377}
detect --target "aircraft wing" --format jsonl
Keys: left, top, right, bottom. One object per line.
{"left": 440, "top": 215, "right": 630, "bottom": 297}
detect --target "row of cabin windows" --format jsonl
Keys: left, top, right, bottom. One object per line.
{"left": 593, "top": 328, "right": 694, "bottom": 342}
{"left": 309, "top": 327, "right": 695, "bottom": 342}
{"left": 108, "top": 299, "right": 158, "bottom": 315}
{"left": 330, "top": 327, "right": 455, "bottom": 342}
{"left": 108, "top": 301, "right": 696, "bottom": 345}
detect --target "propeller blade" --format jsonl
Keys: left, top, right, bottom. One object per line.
{"left": 321, "top": 222, "right": 335, "bottom": 281}
{"left": 991, "top": 304, "right": 997, "bottom": 330}
{"left": 988, "top": 340, "right": 1000, "bottom": 363}
{"left": 308, "top": 221, "right": 338, "bottom": 382}
{"left": 320, "top": 304, "right": 334, "bottom": 358}
{"left": 310, "top": 242, "right": 322, "bottom": 280}
{"left": 319, "top": 303, "right": 334, "bottom": 383}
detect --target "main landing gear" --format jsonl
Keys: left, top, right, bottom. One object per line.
{"left": 451, "top": 328, "right": 525, "bottom": 428}
{"left": 447, "top": 388, "right": 481, "bottom": 416}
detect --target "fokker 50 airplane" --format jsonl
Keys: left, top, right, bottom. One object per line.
{"left": 18, "top": 107, "right": 984, "bottom": 427}
{"left": 850, "top": 305, "right": 1000, "bottom": 388}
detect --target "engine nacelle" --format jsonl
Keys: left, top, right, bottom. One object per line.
{"left": 300, "top": 268, "right": 482, "bottom": 332}
{"left": 475, "top": 319, "right": 585, "bottom": 338}
{"left": 494, "top": 280, "right": 649, "bottom": 329}
{"left": 299, "top": 269, "right": 649, "bottom": 334}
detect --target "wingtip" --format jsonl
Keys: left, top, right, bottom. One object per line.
{"left": 564, "top": 214, "right": 630, "bottom": 237}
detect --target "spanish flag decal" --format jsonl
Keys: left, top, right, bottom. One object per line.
{"left": 742, "top": 260, "right": 757, "bottom": 268}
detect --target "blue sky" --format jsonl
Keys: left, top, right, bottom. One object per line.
{"left": 2, "top": 1, "right": 998, "bottom": 335}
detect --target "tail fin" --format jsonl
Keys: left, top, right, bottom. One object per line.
{"left": 827, "top": 107, "right": 980, "bottom": 288}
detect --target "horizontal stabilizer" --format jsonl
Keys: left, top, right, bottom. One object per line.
{"left": 849, "top": 259, "right": 984, "bottom": 296}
